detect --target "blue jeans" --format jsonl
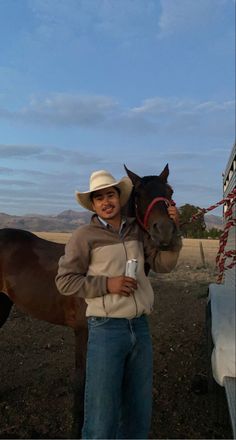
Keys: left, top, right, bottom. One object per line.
{"left": 82, "top": 315, "right": 153, "bottom": 439}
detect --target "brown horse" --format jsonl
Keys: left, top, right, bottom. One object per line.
{"left": 0, "top": 164, "right": 178, "bottom": 437}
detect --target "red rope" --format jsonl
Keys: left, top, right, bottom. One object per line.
{"left": 182, "top": 189, "right": 236, "bottom": 284}
{"left": 215, "top": 189, "right": 236, "bottom": 283}
{"left": 185, "top": 188, "right": 236, "bottom": 222}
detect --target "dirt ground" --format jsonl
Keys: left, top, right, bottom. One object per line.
{"left": 0, "top": 239, "right": 233, "bottom": 439}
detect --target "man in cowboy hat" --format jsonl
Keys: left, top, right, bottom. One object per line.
{"left": 55, "top": 169, "right": 181, "bottom": 440}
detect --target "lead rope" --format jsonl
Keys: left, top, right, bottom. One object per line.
{"left": 215, "top": 189, "right": 236, "bottom": 283}
{"left": 180, "top": 189, "right": 236, "bottom": 283}
{"left": 136, "top": 190, "right": 236, "bottom": 283}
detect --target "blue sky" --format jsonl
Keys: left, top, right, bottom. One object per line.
{"left": 0, "top": 0, "right": 235, "bottom": 216}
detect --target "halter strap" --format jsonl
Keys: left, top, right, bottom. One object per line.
{"left": 135, "top": 196, "right": 176, "bottom": 231}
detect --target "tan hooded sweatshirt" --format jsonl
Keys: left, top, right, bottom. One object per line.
{"left": 55, "top": 215, "right": 182, "bottom": 319}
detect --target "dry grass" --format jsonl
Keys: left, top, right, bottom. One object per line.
{"left": 34, "top": 232, "right": 219, "bottom": 268}
{"left": 178, "top": 238, "right": 219, "bottom": 267}
{"left": 34, "top": 231, "right": 71, "bottom": 244}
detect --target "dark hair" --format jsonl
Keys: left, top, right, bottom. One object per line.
{"left": 90, "top": 186, "right": 120, "bottom": 201}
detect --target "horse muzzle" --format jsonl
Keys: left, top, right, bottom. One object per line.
{"left": 149, "top": 218, "right": 175, "bottom": 247}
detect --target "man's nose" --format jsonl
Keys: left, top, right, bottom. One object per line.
{"left": 103, "top": 195, "right": 111, "bottom": 203}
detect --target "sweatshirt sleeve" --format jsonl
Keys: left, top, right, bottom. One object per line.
{"left": 55, "top": 228, "right": 107, "bottom": 298}
{"left": 142, "top": 231, "right": 182, "bottom": 273}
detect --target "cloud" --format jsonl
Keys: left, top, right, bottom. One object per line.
{"left": 130, "top": 97, "right": 235, "bottom": 116}
{"left": 128, "top": 97, "right": 235, "bottom": 138}
{"left": 0, "top": 94, "right": 234, "bottom": 137}
{"left": 0, "top": 187, "right": 72, "bottom": 200}
{"left": 173, "top": 183, "right": 222, "bottom": 209}
{"left": 175, "top": 183, "right": 220, "bottom": 195}
{"left": 0, "top": 143, "right": 102, "bottom": 164}
{"left": 0, "top": 179, "right": 78, "bottom": 214}
{"left": 0, "top": 165, "right": 60, "bottom": 177}
{"left": 0, "top": 166, "right": 15, "bottom": 174}
{"left": 158, "top": 0, "right": 233, "bottom": 38}
{"left": 193, "top": 100, "right": 235, "bottom": 112}
{"left": 155, "top": 150, "right": 226, "bottom": 162}
{"left": 0, "top": 179, "right": 37, "bottom": 187}
{"left": 30, "top": 0, "right": 233, "bottom": 44}
{"left": 0, "top": 142, "right": 108, "bottom": 215}
{"left": 0, "top": 140, "right": 229, "bottom": 215}
{"left": 0, "top": 94, "right": 118, "bottom": 127}
{"left": 0, "top": 144, "right": 43, "bottom": 157}
{"left": 28, "top": 0, "right": 159, "bottom": 42}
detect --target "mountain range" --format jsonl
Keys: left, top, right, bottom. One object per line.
{"left": 0, "top": 210, "right": 223, "bottom": 232}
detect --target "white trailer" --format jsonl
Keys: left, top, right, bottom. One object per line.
{"left": 208, "top": 142, "right": 236, "bottom": 438}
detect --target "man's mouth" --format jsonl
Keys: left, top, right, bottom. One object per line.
{"left": 102, "top": 205, "right": 114, "bottom": 213}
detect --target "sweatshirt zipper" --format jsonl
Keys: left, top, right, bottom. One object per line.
{"left": 122, "top": 240, "right": 139, "bottom": 318}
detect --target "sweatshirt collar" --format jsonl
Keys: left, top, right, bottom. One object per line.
{"left": 97, "top": 216, "right": 127, "bottom": 236}
{"left": 91, "top": 214, "right": 136, "bottom": 229}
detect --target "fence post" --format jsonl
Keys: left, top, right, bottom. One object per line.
{"left": 199, "top": 241, "right": 206, "bottom": 268}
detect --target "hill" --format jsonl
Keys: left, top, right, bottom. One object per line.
{"left": 0, "top": 210, "right": 223, "bottom": 232}
{"left": 0, "top": 210, "right": 91, "bottom": 232}
{"left": 204, "top": 214, "right": 223, "bottom": 231}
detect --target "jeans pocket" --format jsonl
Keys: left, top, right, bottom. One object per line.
{"left": 88, "top": 316, "right": 111, "bottom": 328}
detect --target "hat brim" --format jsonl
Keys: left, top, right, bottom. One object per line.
{"left": 75, "top": 176, "right": 133, "bottom": 212}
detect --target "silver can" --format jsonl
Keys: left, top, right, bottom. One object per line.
{"left": 125, "top": 259, "right": 138, "bottom": 279}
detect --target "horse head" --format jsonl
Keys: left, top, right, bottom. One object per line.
{"left": 124, "top": 164, "right": 178, "bottom": 248}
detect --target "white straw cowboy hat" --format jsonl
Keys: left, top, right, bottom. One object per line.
{"left": 75, "top": 170, "right": 133, "bottom": 212}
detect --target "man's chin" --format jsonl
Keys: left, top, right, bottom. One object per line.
{"left": 100, "top": 210, "right": 120, "bottom": 222}
{"left": 101, "top": 208, "right": 115, "bottom": 217}
{"left": 102, "top": 213, "right": 114, "bottom": 219}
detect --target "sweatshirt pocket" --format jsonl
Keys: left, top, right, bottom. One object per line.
{"left": 102, "top": 293, "right": 137, "bottom": 318}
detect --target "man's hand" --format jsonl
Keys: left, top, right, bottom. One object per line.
{"left": 167, "top": 206, "right": 180, "bottom": 227}
{"left": 107, "top": 276, "right": 137, "bottom": 296}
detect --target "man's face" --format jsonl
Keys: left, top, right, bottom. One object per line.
{"left": 91, "top": 187, "right": 121, "bottom": 221}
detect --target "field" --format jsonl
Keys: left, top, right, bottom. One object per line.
{"left": 0, "top": 236, "right": 233, "bottom": 439}
{"left": 35, "top": 232, "right": 220, "bottom": 268}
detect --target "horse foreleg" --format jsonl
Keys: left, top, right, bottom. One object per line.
{"left": 0, "top": 292, "right": 13, "bottom": 328}
{"left": 71, "top": 327, "right": 88, "bottom": 439}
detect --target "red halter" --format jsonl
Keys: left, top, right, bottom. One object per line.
{"left": 135, "top": 197, "right": 176, "bottom": 231}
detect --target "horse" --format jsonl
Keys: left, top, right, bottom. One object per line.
{"left": 0, "top": 164, "right": 178, "bottom": 438}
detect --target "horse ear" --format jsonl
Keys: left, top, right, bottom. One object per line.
{"left": 159, "top": 164, "right": 169, "bottom": 182}
{"left": 124, "top": 164, "right": 142, "bottom": 186}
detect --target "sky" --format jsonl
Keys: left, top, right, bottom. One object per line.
{"left": 0, "top": 0, "right": 235, "bottom": 216}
